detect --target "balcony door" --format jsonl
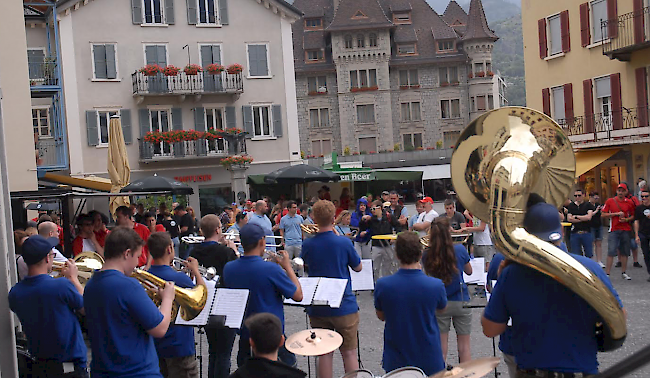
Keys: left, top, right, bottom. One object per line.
{"left": 150, "top": 109, "right": 173, "bottom": 156}
{"left": 205, "top": 108, "right": 226, "bottom": 154}
{"left": 145, "top": 45, "right": 168, "bottom": 93}
{"left": 200, "top": 45, "right": 222, "bottom": 92}
{"left": 27, "top": 49, "right": 46, "bottom": 82}
{"left": 594, "top": 76, "right": 612, "bottom": 132}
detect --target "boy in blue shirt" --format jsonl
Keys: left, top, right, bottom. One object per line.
{"left": 84, "top": 227, "right": 176, "bottom": 378}
{"left": 301, "top": 200, "right": 362, "bottom": 378}
{"left": 280, "top": 200, "right": 304, "bottom": 259}
{"left": 223, "top": 223, "right": 303, "bottom": 367}
{"left": 9, "top": 235, "right": 88, "bottom": 378}
{"left": 147, "top": 232, "right": 205, "bottom": 377}
{"left": 374, "top": 232, "right": 447, "bottom": 376}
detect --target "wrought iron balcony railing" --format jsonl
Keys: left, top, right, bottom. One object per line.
{"left": 132, "top": 71, "right": 244, "bottom": 96}
{"left": 139, "top": 137, "right": 247, "bottom": 161}
{"left": 602, "top": 6, "right": 650, "bottom": 61}
{"left": 557, "top": 106, "right": 650, "bottom": 144}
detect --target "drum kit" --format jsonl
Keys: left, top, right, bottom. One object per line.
{"left": 286, "top": 328, "right": 498, "bottom": 378}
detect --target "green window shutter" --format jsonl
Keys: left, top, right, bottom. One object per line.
{"left": 86, "top": 111, "right": 99, "bottom": 146}
{"left": 186, "top": 0, "right": 197, "bottom": 25}
{"left": 139, "top": 108, "right": 150, "bottom": 137}
{"left": 225, "top": 106, "right": 236, "bottom": 129}
{"left": 272, "top": 105, "right": 282, "bottom": 137}
{"left": 105, "top": 44, "right": 117, "bottom": 79}
{"left": 172, "top": 108, "right": 183, "bottom": 130}
{"left": 165, "top": 0, "right": 175, "bottom": 24}
{"left": 121, "top": 109, "right": 133, "bottom": 144}
{"left": 131, "top": 0, "right": 143, "bottom": 24}
{"left": 219, "top": 0, "right": 229, "bottom": 25}
{"left": 93, "top": 44, "right": 107, "bottom": 79}
{"left": 242, "top": 105, "right": 253, "bottom": 138}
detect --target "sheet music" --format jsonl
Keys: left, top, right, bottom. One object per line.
{"left": 313, "top": 278, "right": 348, "bottom": 308}
{"left": 175, "top": 280, "right": 217, "bottom": 326}
{"left": 285, "top": 277, "right": 320, "bottom": 305}
{"left": 349, "top": 259, "right": 374, "bottom": 291}
{"left": 211, "top": 288, "right": 249, "bottom": 329}
{"left": 463, "top": 257, "right": 486, "bottom": 284}
{"left": 488, "top": 279, "right": 512, "bottom": 326}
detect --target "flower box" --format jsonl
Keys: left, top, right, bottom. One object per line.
{"left": 162, "top": 65, "right": 181, "bottom": 76}
{"left": 308, "top": 91, "right": 327, "bottom": 96}
{"left": 221, "top": 154, "right": 254, "bottom": 169}
{"left": 227, "top": 64, "right": 244, "bottom": 74}
{"left": 468, "top": 72, "right": 474, "bottom": 79}
{"left": 451, "top": 81, "right": 460, "bottom": 86}
{"left": 184, "top": 64, "right": 202, "bottom": 76}
{"left": 476, "top": 71, "right": 486, "bottom": 77}
{"left": 440, "top": 82, "right": 450, "bottom": 87}
{"left": 350, "top": 86, "right": 378, "bottom": 92}
{"left": 487, "top": 71, "right": 494, "bottom": 77}
{"left": 206, "top": 63, "right": 225, "bottom": 75}
{"left": 140, "top": 64, "right": 162, "bottom": 76}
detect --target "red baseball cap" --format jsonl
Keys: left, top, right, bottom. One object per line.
{"left": 617, "top": 183, "right": 628, "bottom": 191}
{"left": 418, "top": 196, "right": 434, "bottom": 204}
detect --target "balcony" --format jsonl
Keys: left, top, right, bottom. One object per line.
{"left": 132, "top": 71, "right": 244, "bottom": 97}
{"left": 29, "top": 59, "right": 60, "bottom": 90}
{"left": 603, "top": 6, "right": 650, "bottom": 61}
{"left": 36, "top": 137, "right": 67, "bottom": 171}
{"left": 557, "top": 106, "right": 650, "bottom": 146}
{"left": 139, "top": 137, "right": 248, "bottom": 162}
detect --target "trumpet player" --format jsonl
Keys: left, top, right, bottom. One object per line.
{"left": 84, "top": 227, "right": 175, "bottom": 377}
{"left": 147, "top": 232, "right": 204, "bottom": 378}
{"left": 8, "top": 235, "right": 88, "bottom": 378}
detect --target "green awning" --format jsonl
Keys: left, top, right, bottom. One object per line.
{"left": 247, "top": 175, "right": 266, "bottom": 185}
{"left": 248, "top": 170, "right": 422, "bottom": 185}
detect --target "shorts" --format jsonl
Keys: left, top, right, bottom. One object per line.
{"left": 159, "top": 355, "right": 199, "bottom": 378}
{"left": 309, "top": 312, "right": 359, "bottom": 351}
{"left": 473, "top": 245, "right": 496, "bottom": 263}
{"left": 591, "top": 226, "right": 602, "bottom": 241}
{"left": 285, "top": 244, "right": 302, "bottom": 259}
{"left": 436, "top": 301, "right": 472, "bottom": 335}
{"left": 608, "top": 230, "right": 631, "bottom": 257}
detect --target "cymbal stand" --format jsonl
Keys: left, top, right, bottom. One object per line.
{"left": 197, "top": 326, "right": 205, "bottom": 378}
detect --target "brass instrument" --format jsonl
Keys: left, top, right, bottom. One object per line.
{"left": 451, "top": 107, "right": 626, "bottom": 351}
{"left": 263, "top": 250, "right": 305, "bottom": 276}
{"left": 172, "top": 257, "right": 217, "bottom": 280}
{"left": 300, "top": 224, "right": 319, "bottom": 234}
{"left": 420, "top": 234, "right": 469, "bottom": 248}
{"left": 131, "top": 269, "right": 208, "bottom": 321}
{"left": 52, "top": 251, "right": 104, "bottom": 285}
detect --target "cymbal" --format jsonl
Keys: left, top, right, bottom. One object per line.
{"left": 285, "top": 329, "right": 343, "bottom": 356}
{"left": 429, "top": 357, "right": 500, "bottom": 378}
{"left": 372, "top": 234, "right": 397, "bottom": 240}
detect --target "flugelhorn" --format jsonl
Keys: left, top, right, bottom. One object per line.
{"left": 131, "top": 269, "right": 208, "bottom": 321}
{"left": 173, "top": 257, "right": 217, "bottom": 280}
{"left": 451, "top": 107, "right": 626, "bottom": 351}
{"left": 300, "top": 224, "right": 319, "bottom": 234}
{"left": 52, "top": 251, "right": 104, "bottom": 286}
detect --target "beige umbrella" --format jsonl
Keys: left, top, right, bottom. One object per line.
{"left": 108, "top": 115, "right": 131, "bottom": 216}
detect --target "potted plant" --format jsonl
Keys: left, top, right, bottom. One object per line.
{"left": 140, "top": 64, "right": 162, "bottom": 76}
{"left": 184, "top": 64, "right": 202, "bottom": 76}
{"left": 206, "top": 63, "right": 225, "bottom": 75}
{"left": 476, "top": 71, "right": 486, "bottom": 77}
{"left": 220, "top": 154, "right": 254, "bottom": 170}
{"left": 440, "top": 82, "right": 450, "bottom": 87}
{"left": 162, "top": 65, "right": 181, "bottom": 76}
{"left": 468, "top": 72, "right": 474, "bottom": 79}
{"left": 487, "top": 70, "right": 494, "bottom": 77}
{"left": 227, "top": 64, "right": 244, "bottom": 74}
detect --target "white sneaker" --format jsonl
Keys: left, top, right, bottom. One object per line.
{"left": 598, "top": 261, "right": 606, "bottom": 269}
{"left": 622, "top": 272, "right": 632, "bottom": 280}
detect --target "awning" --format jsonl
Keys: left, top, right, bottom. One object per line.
{"left": 247, "top": 170, "right": 422, "bottom": 184}
{"left": 377, "top": 164, "right": 450, "bottom": 180}
{"left": 574, "top": 148, "right": 620, "bottom": 177}
{"left": 42, "top": 173, "right": 113, "bottom": 192}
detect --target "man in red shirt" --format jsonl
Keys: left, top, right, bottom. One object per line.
{"left": 115, "top": 206, "right": 151, "bottom": 267}
{"left": 602, "top": 183, "right": 635, "bottom": 280}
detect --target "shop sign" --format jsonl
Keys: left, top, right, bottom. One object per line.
{"left": 338, "top": 172, "right": 374, "bottom": 182}
{"left": 174, "top": 175, "right": 212, "bottom": 183}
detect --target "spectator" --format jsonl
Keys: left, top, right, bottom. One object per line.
{"left": 588, "top": 192, "right": 605, "bottom": 268}
{"left": 634, "top": 188, "right": 650, "bottom": 282}
{"left": 409, "top": 201, "right": 424, "bottom": 232}
{"left": 364, "top": 200, "right": 399, "bottom": 280}
{"left": 72, "top": 213, "right": 104, "bottom": 257}
{"left": 388, "top": 191, "right": 408, "bottom": 232}
{"left": 438, "top": 199, "right": 466, "bottom": 233}
{"left": 462, "top": 212, "right": 497, "bottom": 269}
{"left": 134, "top": 203, "right": 146, "bottom": 225}
{"left": 318, "top": 186, "right": 332, "bottom": 201}
{"left": 602, "top": 183, "right": 635, "bottom": 280}
{"left": 334, "top": 210, "right": 354, "bottom": 240}
{"left": 279, "top": 201, "right": 304, "bottom": 259}
{"left": 159, "top": 209, "right": 180, "bottom": 258}
{"left": 247, "top": 200, "right": 276, "bottom": 251}
{"left": 174, "top": 205, "right": 196, "bottom": 259}
{"left": 144, "top": 211, "right": 166, "bottom": 233}
{"left": 186, "top": 206, "right": 199, "bottom": 232}
{"left": 566, "top": 189, "right": 594, "bottom": 258}
{"left": 115, "top": 205, "right": 151, "bottom": 267}
{"left": 413, "top": 197, "right": 439, "bottom": 237}
{"left": 89, "top": 210, "right": 110, "bottom": 249}
{"left": 340, "top": 187, "right": 351, "bottom": 211}
{"left": 227, "top": 212, "right": 248, "bottom": 256}
{"left": 351, "top": 198, "right": 372, "bottom": 259}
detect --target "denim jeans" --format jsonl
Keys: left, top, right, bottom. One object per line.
{"left": 570, "top": 232, "right": 594, "bottom": 258}
{"left": 206, "top": 327, "right": 236, "bottom": 378}
{"left": 237, "top": 334, "right": 296, "bottom": 368}
{"left": 608, "top": 230, "right": 631, "bottom": 257}
{"left": 639, "top": 234, "right": 650, "bottom": 275}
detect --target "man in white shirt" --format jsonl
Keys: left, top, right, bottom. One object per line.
{"left": 412, "top": 197, "right": 439, "bottom": 237}
{"left": 462, "top": 212, "right": 496, "bottom": 269}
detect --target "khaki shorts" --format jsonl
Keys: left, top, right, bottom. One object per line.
{"left": 436, "top": 301, "right": 472, "bottom": 335}
{"left": 159, "top": 355, "right": 199, "bottom": 378}
{"left": 309, "top": 312, "right": 359, "bottom": 351}
{"left": 474, "top": 245, "right": 496, "bottom": 263}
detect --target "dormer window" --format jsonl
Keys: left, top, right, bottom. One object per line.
{"left": 393, "top": 11, "right": 411, "bottom": 24}
{"left": 305, "top": 49, "right": 325, "bottom": 63}
{"left": 344, "top": 35, "right": 354, "bottom": 49}
{"left": 305, "top": 18, "right": 323, "bottom": 30}
{"left": 397, "top": 43, "right": 417, "bottom": 56}
{"left": 437, "top": 40, "right": 455, "bottom": 52}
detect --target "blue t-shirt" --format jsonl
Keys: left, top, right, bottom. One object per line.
{"left": 483, "top": 255, "right": 623, "bottom": 374}
{"left": 374, "top": 269, "right": 447, "bottom": 375}
{"left": 8, "top": 274, "right": 86, "bottom": 366}
{"left": 247, "top": 214, "right": 276, "bottom": 251}
{"left": 424, "top": 244, "right": 470, "bottom": 301}
{"left": 301, "top": 231, "right": 361, "bottom": 317}
{"left": 486, "top": 253, "right": 512, "bottom": 355}
{"left": 280, "top": 214, "right": 304, "bottom": 246}
{"left": 223, "top": 255, "right": 297, "bottom": 339}
{"left": 84, "top": 270, "right": 164, "bottom": 378}
{"left": 227, "top": 224, "right": 244, "bottom": 255}
{"left": 147, "top": 265, "right": 195, "bottom": 359}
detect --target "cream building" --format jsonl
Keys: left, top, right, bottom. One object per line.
{"left": 522, "top": 0, "right": 650, "bottom": 198}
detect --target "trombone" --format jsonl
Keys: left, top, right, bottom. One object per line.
{"left": 173, "top": 257, "right": 217, "bottom": 281}
{"left": 52, "top": 251, "right": 104, "bottom": 286}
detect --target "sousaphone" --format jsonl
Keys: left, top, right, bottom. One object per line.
{"left": 451, "top": 107, "right": 626, "bottom": 351}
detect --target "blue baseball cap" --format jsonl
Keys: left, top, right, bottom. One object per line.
{"left": 239, "top": 223, "right": 266, "bottom": 248}
{"left": 22, "top": 235, "right": 58, "bottom": 265}
{"left": 524, "top": 203, "right": 563, "bottom": 242}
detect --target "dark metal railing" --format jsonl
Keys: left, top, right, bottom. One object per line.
{"left": 138, "top": 138, "right": 247, "bottom": 161}
{"left": 602, "top": 6, "right": 650, "bottom": 59}
{"left": 132, "top": 71, "right": 244, "bottom": 95}
{"left": 28, "top": 60, "right": 59, "bottom": 86}
{"left": 557, "top": 106, "right": 650, "bottom": 142}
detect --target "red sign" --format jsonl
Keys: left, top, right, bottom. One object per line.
{"left": 174, "top": 175, "right": 212, "bottom": 183}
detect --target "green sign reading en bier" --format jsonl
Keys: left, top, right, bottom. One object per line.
{"left": 338, "top": 172, "right": 375, "bottom": 182}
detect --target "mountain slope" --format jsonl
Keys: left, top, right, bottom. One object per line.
{"left": 491, "top": 14, "right": 526, "bottom": 106}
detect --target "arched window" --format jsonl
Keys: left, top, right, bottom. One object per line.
{"left": 369, "top": 33, "right": 378, "bottom": 47}
{"left": 344, "top": 35, "right": 353, "bottom": 49}
{"left": 357, "top": 34, "right": 365, "bottom": 48}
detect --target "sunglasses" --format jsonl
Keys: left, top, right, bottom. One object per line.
{"left": 371, "top": 206, "right": 381, "bottom": 211}
{"left": 574, "top": 194, "right": 582, "bottom": 197}
{"left": 642, "top": 195, "right": 650, "bottom": 198}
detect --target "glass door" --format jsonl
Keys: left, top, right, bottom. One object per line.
{"left": 150, "top": 110, "right": 172, "bottom": 156}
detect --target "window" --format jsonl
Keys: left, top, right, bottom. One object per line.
{"left": 149, "top": 109, "right": 172, "bottom": 155}
{"left": 356, "top": 104, "right": 375, "bottom": 124}
{"left": 403, "top": 133, "right": 423, "bottom": 149}
{"left": 399, "top": 69, "right": 419, "bottom": 87}
{"left": 306, "top": 49, "right": 324, "bottom": 62}
{"left": 143, "top": 0, "right": 164, "bottom": 24}
{"left": 32, "top": 108, "right": 50, "bottom": 137}
{"left": 357, "top": 34, "right": 365, "bottom": 48}
{"left": 312, "top": 139, "right": 332, "bottom": 156}
{"left": 205, "top": 108, "right": 226, "bottom": 153}
{"left": 92, "top": 44, "right": 118, "bottom": 80}
{"left": 252, "top": 105, "right": 272, "bottom": 137}
{"left": 551, "top": 86, "right": 565, "bottom": 121}
{"left": 197, "top": 0, "right": 219, "bottom": 24}
{"left": 443, "top": 130, "right": 460, "bottom": 149}
{"left": 350, "top": 69, "right": 377, "bottom": 89}
{"left": 591, "top": 0, "right": 608, "bottom": 42}
{"left": 247, "top": 44, "right": 270, "bottom": 77}
{"left": 393, "top": 12, "right": 411, "bottom": 24}
{"left": 438, "top": 40, "right": 454, "bottom": 51}
{"left": 397, "top": 43, "right": 417, "bottom": 55}
{"left": 308, "top": 76, "right": 327, "bottom": 94}
{"left": 440, "top": 67, "right": 458, "bottom": 84}
{"left": 359, "top": 137, "right": 377, "bottom": 153}
{"left": 369, "top": 33, "right": 378, "bottom": 47}
{"left": 547, "top": 13, "right": 562, "bottom": 55}
{"left": 441, "top": 99, "right": 461, "bottom": 119}
{"left": 488, "top": 94, "right": 494, "bottom": 110}
{"left": 474, "top": 62, "right": 484, "bottom": 74}
{"left": 305, "top": 18, "right": 323, "bottom": 30}
{"left": 477, "top": 95, "right": 487, "bottom": 111}
{"left": 400, "top": 102, "right": 421, "bottom": 122}
{"left": 96, "top": 110, "right": 119, "bottom": 145}
{"left": 471, "top": 97, "right": 475, "bottom": 111}
{"left": 345, "top": 35, "right": 354, "bottom": 49}
{"left": 594, "top": 76, "right": 612, "bottom": 128}
{"left": 486, "top": 62, "right": 492, "bottom": 73}
{"left": 309, "top": 108, "right": 330, "bottom": 128}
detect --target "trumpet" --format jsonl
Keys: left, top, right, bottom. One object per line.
{"left": 52, "top": 251, "right": 104, "bottom": 286}
{"left": 173, "top": 257, "right": 217, "bottom": 280}
{"left": 300, "top": 224, "right": 319, "bottom": 235}
{"left": 131, "top": 269, "right": 208, "bottom": 321}
{"left": 263, "top": 250, "right": 306, "bottom": 276}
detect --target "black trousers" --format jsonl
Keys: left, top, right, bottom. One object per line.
{"left": 31, "top": 360, "right": 89, "bottom": 378}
